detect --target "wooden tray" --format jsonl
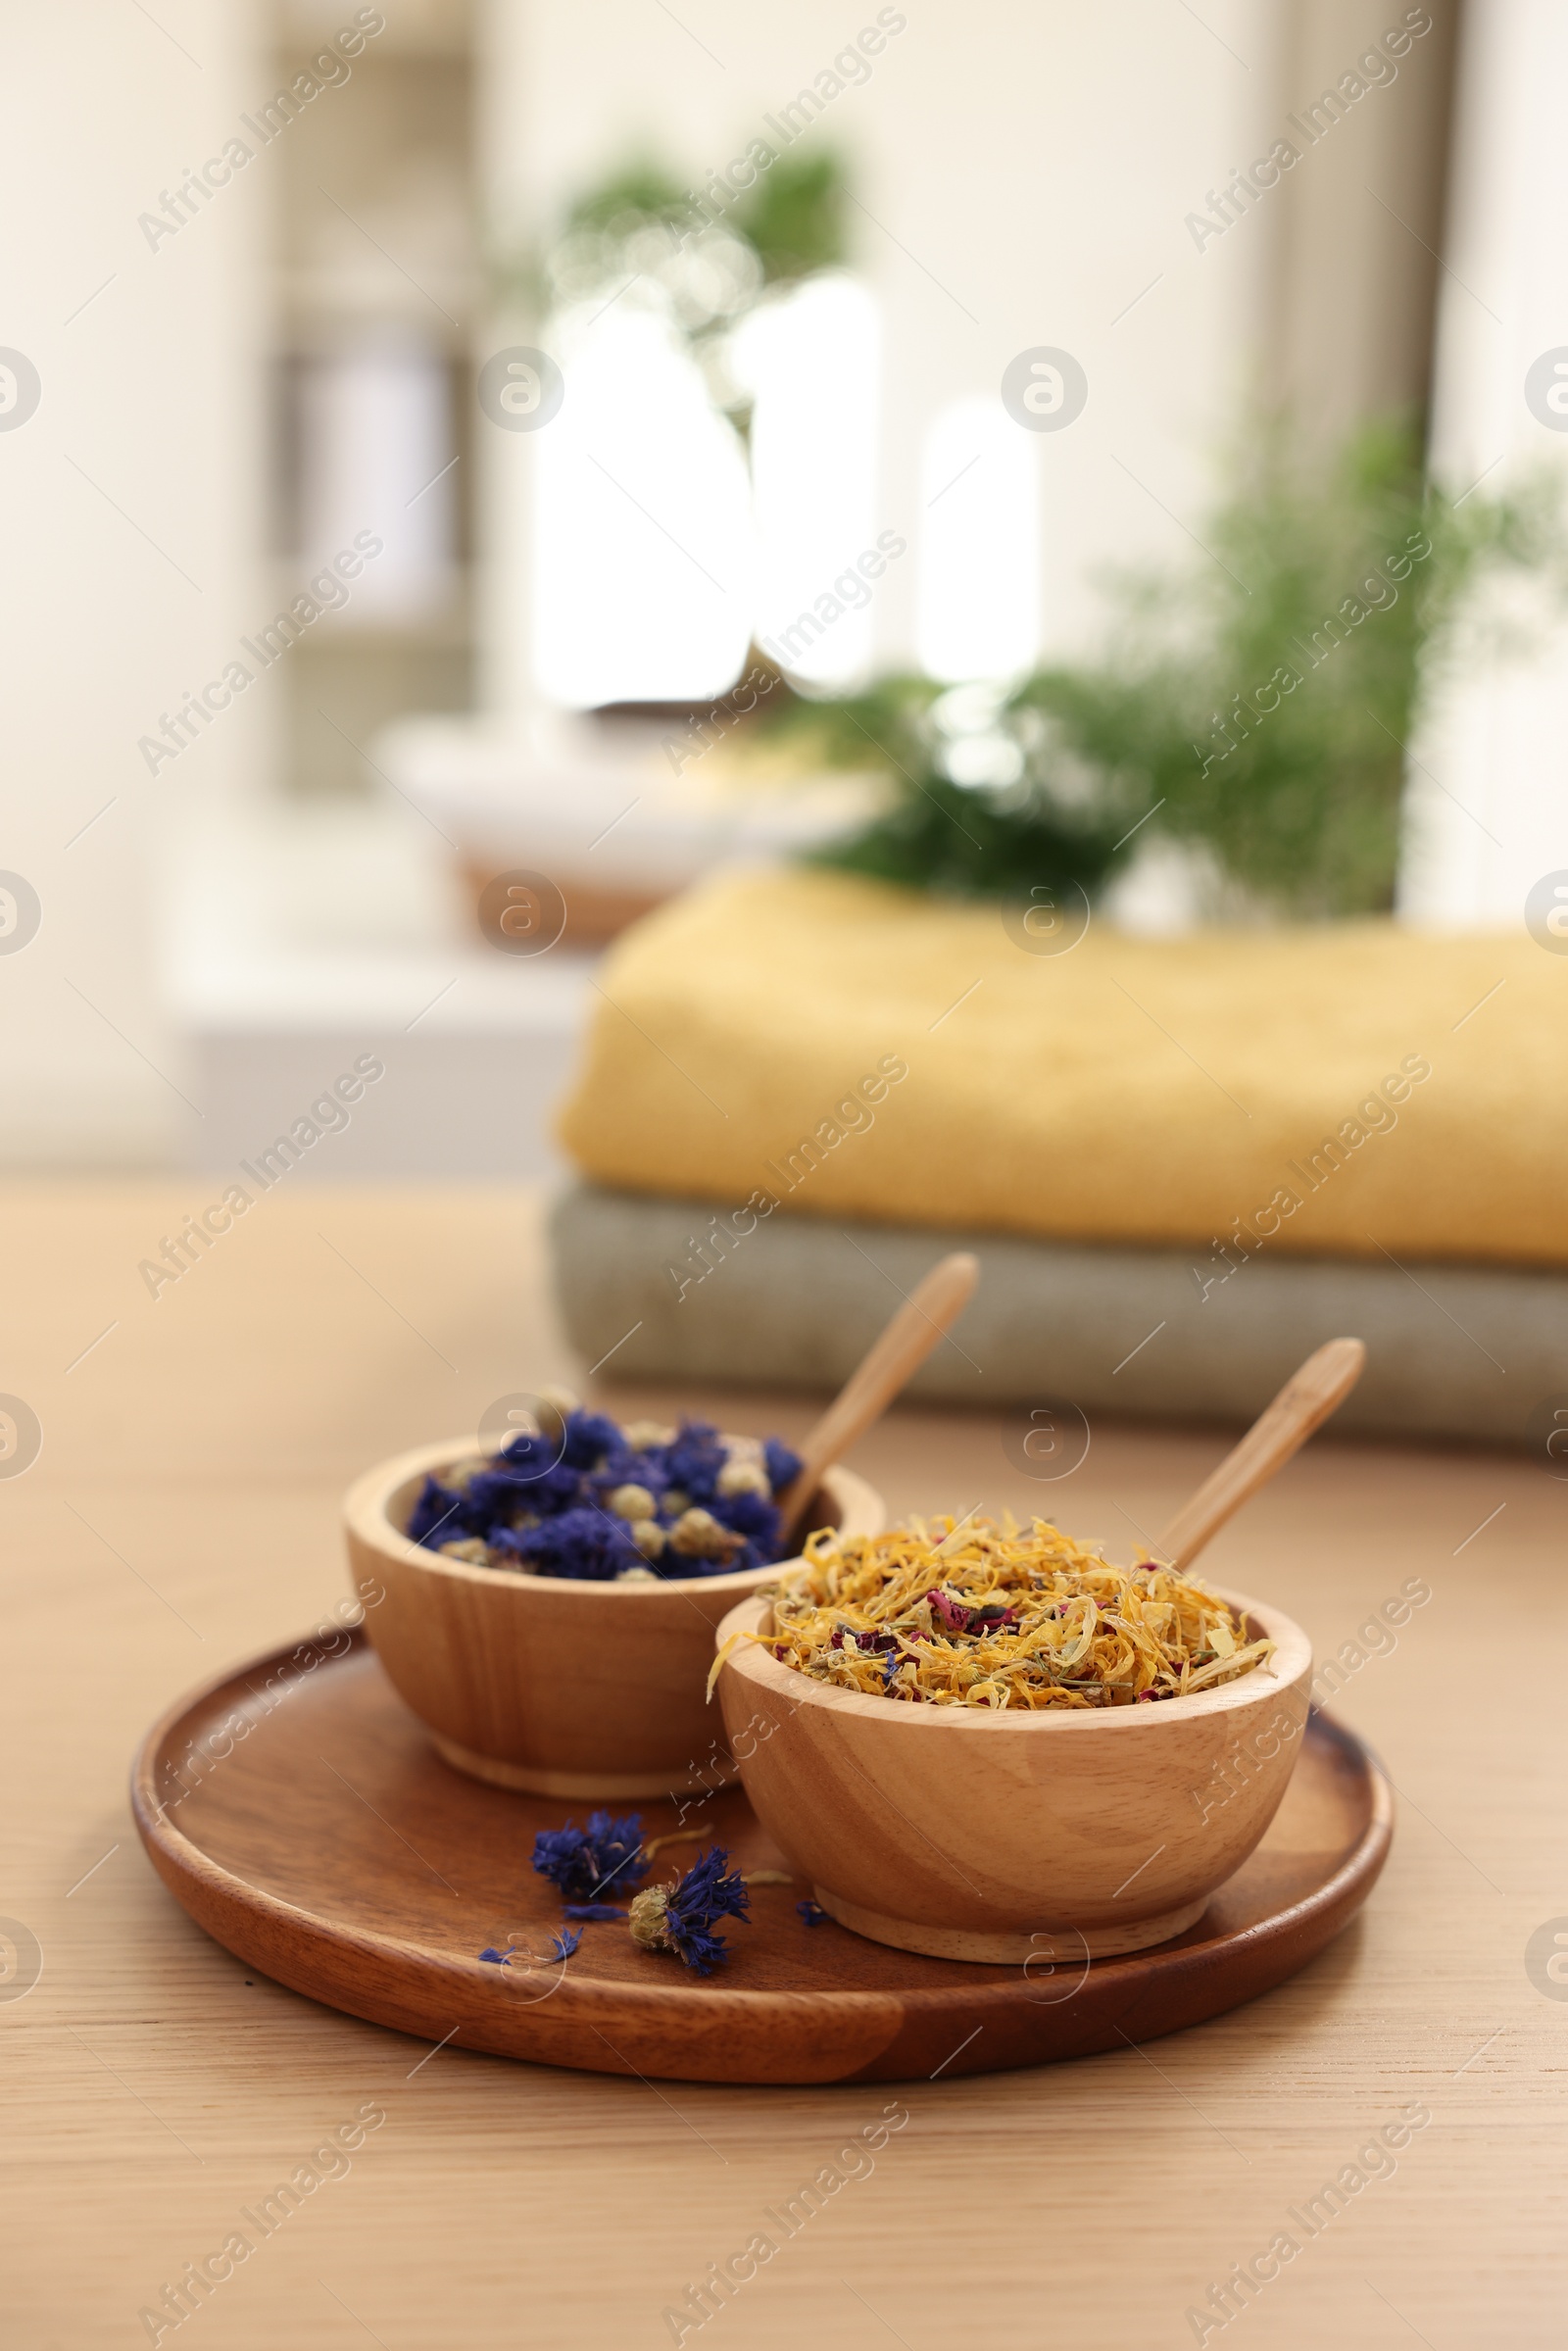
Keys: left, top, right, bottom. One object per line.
{"left": 130, "top": 1632, "right": 1392, "bottom": 2085}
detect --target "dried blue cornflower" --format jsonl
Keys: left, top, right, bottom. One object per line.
{"left": 628, "top": 1846, "right": 750, "bottom": 1976}
{"left": 407, "top": 1476, "right": 472, "bottom": 1549}
{"left": 716, "top": 1489, "right": 780, "bottom": 1542}
{"left": 410, "top": 1410, "right": 808, "bottom": 1582}
{"left": 477, "top": 1943, "right": 518, "bottom": 1966}
{"left": 763, "top": 1436, "right": 802, "bottom": 1494}
{"left": 560, "top": 1411, "right": 625, "bottom": 1471}
{"left": 470, "top": 1455, "right": 580, "bottom": 1515}
{"left": 531, "top": 1811, "right": 650, "bottom": 1905}
{"left": 797, "top": 1899, "right": 828, "bottom": 1928}
{"left": 549, "top": 1927, "right": 582, "bottom": 1963}
{"left": 511, "top": 1506, "right": 646, "bottom": 1583}
{"left": 562, "top": 1903, "right": 628, "bottom": 1922}
{"left": 662, "top": 1421, "right": 728, "bottom": 1502}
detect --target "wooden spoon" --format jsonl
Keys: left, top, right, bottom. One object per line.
{"left": 777, "top": 1251, "right": 980, "bottom": 1547}
{"left": 1154, "top": 1337, "right": 1365, "bottom": 1573}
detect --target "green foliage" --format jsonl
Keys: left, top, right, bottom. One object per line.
{"left": 559, "top": 159, "right": 691, "bottom": 240}
{"left": 727, "top": 149, "right": 851, "bottom": 283}
{"left": 771, "top": 419, "right": 1568, "bottom": 917}
{"left": 552, "top": 147, "right": 849, "bottom": 289}
{"left": 1023, "top": 417, "right": 1562, "bottom": 915}
{"left": 495, "top": 145, "right": 850, "bottom": 453}
{"left": 503, "top": 148, "right": 849, "bottom": 365}
{"left": 758, "top": 675, "right": 1140, "bottom": 901}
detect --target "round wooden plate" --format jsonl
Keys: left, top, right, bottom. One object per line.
{"left": 130, "top": 1632, "right": 1392, "bottom": 2085}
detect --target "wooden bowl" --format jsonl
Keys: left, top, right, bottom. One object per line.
{"left": 714, "top": 1583, "right": 1313, "bottom": 1963}
{"left": 344, "top": 1437, "right": 884, "bottom": 1800}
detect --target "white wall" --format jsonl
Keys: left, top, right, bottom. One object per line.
{"left": 0, "top": 0, "right": 267, "bottom": 1165}
{"left": 475, "top": 0, "right": 1285, "bottom": 718}
{"left": 1399, "top": 0, "right": 1568, "bottom": 926}
{"left": 5, "top": 0, "right": 1462, "bottom": 1172}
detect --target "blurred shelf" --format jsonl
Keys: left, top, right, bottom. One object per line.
{"left": 168, "top": 797, "right": 590, "bottom": 1181}
{"left": 262, "top": 0, "right": 480, "bottom": 810}
{"left": 177, "top": 935, "right": 595, "bottom": 1037}
{"left": 270, "top": 582, "right": 474, "bottom": 650}
{"left": 178, "top": 948, "right": 592, "bottom": 1182}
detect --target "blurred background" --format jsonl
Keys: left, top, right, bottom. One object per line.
{"left": 3, "top": 0, "right": 1565, "bottom": 1183}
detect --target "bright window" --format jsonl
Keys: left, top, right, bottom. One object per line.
{"left": 738, "top": 273, "right": 880, "bottom": 688}
{"left": 531, "top": 306, "right": 755, "bottom": 709}
{"left": 917, "top": 397, "right": 1040, "bottom": 683}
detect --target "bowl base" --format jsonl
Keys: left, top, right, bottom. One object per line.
{"left": 810, "top": 1887, "right": 1211, "bottom": 1965}
{"left": 430, "top": 1732, "right": 737, "bottom": 1801}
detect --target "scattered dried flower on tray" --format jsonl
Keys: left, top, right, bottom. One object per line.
{"left": 718, "top": 1517, "right": 1275, "bottom": 1709}
{"left": 476, "top": 1930, "right": 580, "bottom": 1968}
{"left": 406, "top": 1387, "right": 803, "bottom": 1583}
{"left": 532, "top": 1811, "right": 651, "bottom": 1907}
{"left": 526, "top": 1816, "right": 782, "bottom": 1973}
{"left": 628, "top": 1847, "right": 751, "bottom": 1976}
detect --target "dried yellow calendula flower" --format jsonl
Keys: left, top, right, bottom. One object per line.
{"left": 716, "top": 1516, "right": 1274, "bottom": 1710}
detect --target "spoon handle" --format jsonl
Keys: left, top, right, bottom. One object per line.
{"left": 777, "top": 1251, "right": 980, "bottom": 1548}
{"left": 1154, "top": 1337, "right": 1366, "bottom": 1573}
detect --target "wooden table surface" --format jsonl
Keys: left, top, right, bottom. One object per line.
{"left": 5, "top": 1183, "right": 1564, "bottom": 2350}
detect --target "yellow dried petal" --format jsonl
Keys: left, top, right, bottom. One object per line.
{"left": 766, "top": 1519, "right": 1272, "bottom": 1711}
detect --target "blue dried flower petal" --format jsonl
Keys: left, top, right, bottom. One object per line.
{"left": 407, "top": 1475, "right": 474, "bottom": 1547}
{"left": 412, "top": 1411, "right": 801, "bottom": 1580}
{"left": 797, "top": 1899, "right": 827, "bottom": 1927}
{"left": 483, "top": 1525, "right": 532, "bottom": 1561}
{"left": 532, "top": 1811, "right": 649, "bottom": 1904}
{"left": 653, "top": 1535, "right": 766, "bottom": 1583}
{"left": 515, "top": 1507, "right": 645, "bottom": 1582}
{"left": 531, "top": 1822, "right": 589, "bottom": 1893}
{"left": 490, "top": 1429, "right": 569, "bottom": 1487}
{"left": 468, "top": 1458, "right": 580, "bottom": 1517}
{"left": 549, "top": 1927, "right": 582, "bottom": 1962}
{"left": 579, "top": 1809, "right": 652, "bottom": 1897}
{"left": 762, "top": 1436, "right": 803, "bottom": 1494}
{"left": 561, "top": 1410, "right": 625, "bottom": 1470}
{"left": 477, "top": 1944, "right": 517, "bottom": 1965}
{"left": 660, "top": 1845, "right": 751, "bottom": 1975}
{"left": 663, "top": 1422, "right": 727, "bottom": 1501}
{"left": 562, "top": 1903, "right": 628, "bottom": 1922}
{"left": 711, "top": 1489, "right": 781, "bottom": 1543}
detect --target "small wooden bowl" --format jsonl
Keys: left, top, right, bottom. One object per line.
{"left": 715, "top": 1584, "right": 1313, "bottom": 1963}
{"left": 344, "top": 1437, "right": 884, "bottom": 1800}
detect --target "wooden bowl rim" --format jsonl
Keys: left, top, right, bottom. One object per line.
{"left": 343, "top": 1433, "right": 882, "bottom": 1600}
{"left": 716, "top": 1582, "right": 1311, "bottom": 1733}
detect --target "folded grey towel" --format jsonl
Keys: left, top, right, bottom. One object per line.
{"left": 550, "top": 1183, "right": 1563, "bottom": 1450}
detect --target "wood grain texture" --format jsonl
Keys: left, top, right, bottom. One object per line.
{"left": 1158, "top": 1338, "right": 1368, "bottom": 1569}
{"left": 5, "top": 1182, "right": 1564, "bottom": 2349}
{"left": 715, "top": 1588, "right": 1315, "bottom": 1960}
{"left": 345, "top": 1442, "right": 883, "bottom": 1796}
{"left": 129, "top": 1633, "right": 1385, "bottom": 2082}
{"left": 776, "top": 1252, "right": 979, "bottom": 1544}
